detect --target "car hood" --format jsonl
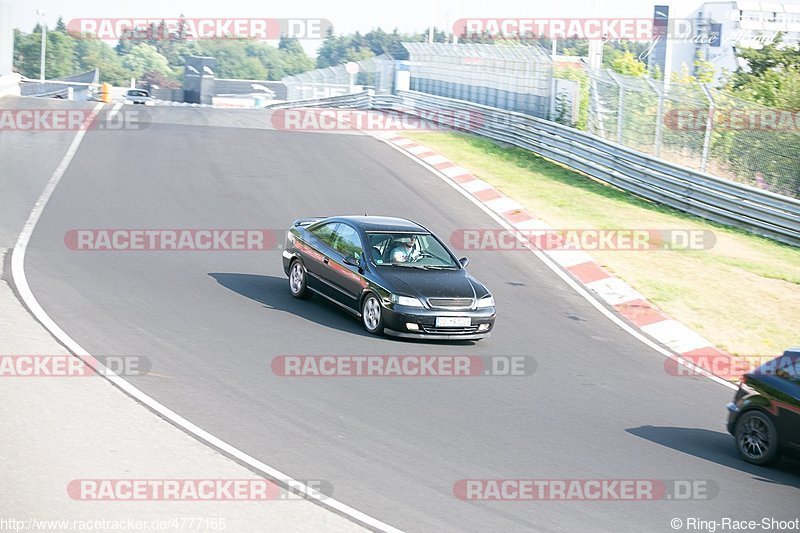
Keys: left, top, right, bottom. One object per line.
{"left": 377, "top": 267, "right": 489, "bottom": 300}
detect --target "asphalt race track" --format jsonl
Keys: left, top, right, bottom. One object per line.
{"left": 8, "top": 99, "right": 799, "bottom": 532}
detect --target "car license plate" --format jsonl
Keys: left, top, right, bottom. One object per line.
{"left": 436, "top": 317, "right": 471, "bottom": 327}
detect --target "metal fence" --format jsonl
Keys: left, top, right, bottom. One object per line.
{"left": 266, "top": 90, "right": 800, "bottom": 247}
{"left": 277, "top": 42, "right": 799, "bottom": 201}
{"left": 402, "top": 42, "right": 554, "bottom": 118}
{"left": 586, "top": 70, "right": 800, "bottom": 199}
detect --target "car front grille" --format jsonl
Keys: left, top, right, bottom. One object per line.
{"left": 427, "top": 297, "right": 475, "bottom": 309}
{"left": 421, "top": 325, "right": 480, "bottom": 335}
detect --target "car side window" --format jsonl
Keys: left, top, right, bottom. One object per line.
{"left": 775, "top": 355, "right": 800, "bottom": 386}
{"left": 332, "top": 224, "right": 363, "bottom": 259}
{"left": 310, "top": 223, "right": 338, "bottom": 246}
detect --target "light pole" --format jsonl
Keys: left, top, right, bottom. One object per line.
{"left": 36, "top": 8, "right": 46, "bottom": 82}
{"left": 427, "top": 0, "right": 435, "bottom": 43}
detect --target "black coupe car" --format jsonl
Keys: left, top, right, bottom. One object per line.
{"left": 727, "top": 349, "right": 800, "bottom": 465}
{"left": 282, "top": 216, "right": 496, "bottom": 340}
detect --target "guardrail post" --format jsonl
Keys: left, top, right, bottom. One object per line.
{"left": 608, "top": 71, "right": 625, "bottom": 146}
{"left": 700, "top": 84, "right": 715, "bottom": 173}
{"left": 589, "top": 72, "right": 607, "bottom": 139}
{"left": 647, "top": 78, "right": 665, "bottom": 158}
{"left": 548, "top": 44, "right": 556, "bottom": 121}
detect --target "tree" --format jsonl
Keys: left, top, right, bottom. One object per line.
{"left": 609, "top": 51, "right": 646, "bottom": 77}
{"left": 316, "top": 30, "right": 375, "bottom": 68}
{"left": 46, "top": 27, "right": 78, "bottom": 78}
{"left": 13, "top": 26, "right": 77, "bottom": 79}
{"left": 13, "top": 30, "right": 42, "bottom": 78}
{"left": 729, "top": 33, "right": 800, "bottom": 107}
{"left": 693, "top": 51, "right": 715, "bottom": 83}
{"left": 278, "top": 36, "right": 303, "bottom": 55}
{"left": 193, "top": 40, "right": 267, "bottom": 79}
{"left": 276, "top": 37, "right": 314, "bottom": 75}
{"left": 74, "top": 39, "right": 128, "bottom": 85}
{"left": 733, "top": 33, "right": 799, "bottom": 81}
{"left": 121, "top": 43, "right": 173, "bottom": 80}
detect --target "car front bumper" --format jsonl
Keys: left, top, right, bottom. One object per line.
{"left": 381, "top": 303, "right": 496, "bottom": 340}
{"left": 726, "top": 401, "right": 741, "bottom": 434}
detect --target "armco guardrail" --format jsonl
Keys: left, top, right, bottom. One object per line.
{"left": 264, "top": 91, "right": 372, "bottom": 110}
{"left": 269, "top": 90, "right": 800, "bottom": 247}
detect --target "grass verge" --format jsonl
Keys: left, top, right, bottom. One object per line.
{"left": 404, "top": 131, "right": 800, "bottom": 357}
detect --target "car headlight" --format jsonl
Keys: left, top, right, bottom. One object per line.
{"left": 476, "top": 295, "right": 495, "bottom": 308}
{"left": 123, "top": 99, "right": 132, "bottom": 104}
{"left": 390, "top": 294, "right": 424, "bottom": 307}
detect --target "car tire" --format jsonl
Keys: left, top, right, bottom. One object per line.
{"left": 361, "top": 293, "right": 385, "bottom": 335}
{"left": 288, "top": 260, "right": 312, "bottom": 300}
{"left": 734, "top": 410, "right": 780, "bottom": 465}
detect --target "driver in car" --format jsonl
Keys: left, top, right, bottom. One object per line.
{"left": 389, "top": 236, "right": 421, "bottom": 263}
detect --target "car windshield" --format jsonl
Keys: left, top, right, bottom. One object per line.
{"left": 367, "top": 232, "right": 457, "bottom": 269}
{"left": 755, "top": 353, "right": 800, "bottom": 381}
{"left": 127, "top": 90, "right": 149, "bottom": 97}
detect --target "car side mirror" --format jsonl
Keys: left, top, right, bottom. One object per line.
{"left": 343, "top": 255, "right": 360, "bottom": 267}
{"left": 459, "top": 257, "right": 470, "bottom": 268}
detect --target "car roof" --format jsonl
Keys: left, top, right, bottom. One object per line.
{"left": 328, "top": 216, "right": 427, "bottom": 233}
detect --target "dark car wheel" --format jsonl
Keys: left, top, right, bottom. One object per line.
{"left": 361, "top": 293, "right": 385, "bottom": 335}
{"left": 734, "top": 410, "right": 780, "bottom": 465}
{"left": 288, "top": 260, "right": 312, "bottom": 299}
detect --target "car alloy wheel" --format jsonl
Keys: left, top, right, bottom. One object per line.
{"left": 362, "top": 294, "right": 384, "bottom": 334}
{"left": 289, "top": 260, "right": 311, "bottom": 299}
{"left": 735, "top": 411, "right": 780, "bottom": 465}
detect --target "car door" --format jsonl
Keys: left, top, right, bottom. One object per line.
{"left": 303, "top": 222, "right": 339, "bottom": 299}
{"left": 327, "top": 223, "right": 368, "bottom": 311}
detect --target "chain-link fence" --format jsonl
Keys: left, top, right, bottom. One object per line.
{"left": 402, "top": 42, "right": 553, "bottom": 118}
{"left": 280, "top": 42, "right": 799, "bottom": 199}
{"left": 586, "top": 70, "right": 800, "bottom": 199}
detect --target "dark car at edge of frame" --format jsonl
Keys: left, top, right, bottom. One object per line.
{"left": 726, "top": 348, "right": 800, "bottom": 465}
